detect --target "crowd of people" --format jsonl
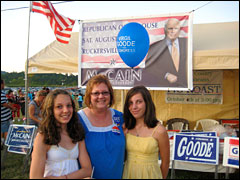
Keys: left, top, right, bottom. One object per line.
{"left": 1, "top": 76, "right": 170, "bottom": 179}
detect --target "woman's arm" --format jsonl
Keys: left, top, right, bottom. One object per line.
{"left": 64, "top": 140, "right": 92, "bottom": 179}
{"left": 122, "top": 123, "right": 128, "bottom": 136}
{"left": 3, "top": 103, "right": 16, "bottom": 111}
{"left": 156, "top": 125, "right": 170, "bottom": 179}
{"left": 29, "top": 133, "right": 48, "bottom": 179}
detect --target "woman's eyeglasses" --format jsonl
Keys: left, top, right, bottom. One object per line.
{"left": 91, "top": 91, "right": 110, "bottom": 97}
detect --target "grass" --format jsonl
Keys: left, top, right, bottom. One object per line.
{"left": 1, "top": 148, "right": 30, "bottom": 179}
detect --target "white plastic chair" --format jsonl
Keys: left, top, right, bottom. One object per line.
{"left": 166, "top": 118, "right": 189, "bottom": 131}
{"left": 194, "top": 119, "right": 219, "bottom": 131}
{"left": 159, "top": 120, "right": 163, "bottom": 125}
{"left": 171, "top": 122, "right": 184, "bottom": 130}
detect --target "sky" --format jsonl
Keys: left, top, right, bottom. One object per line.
{"left": 1, "top": 1, "right": 239, "bottom": 73}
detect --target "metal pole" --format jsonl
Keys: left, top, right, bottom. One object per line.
{"left": 78, "top": 20, "right": 83, "bottom": 88}
{"left": 25, "top": 1, "right": 32, "bottom": 125}
{"left": 215, "top": 164, "right": 218, "bottom": 179}
{"left": 171, "top": 160, "right": 175, "bottom": 179}
{"left": 225, "top": 167, "right": 229, "bottom": 179}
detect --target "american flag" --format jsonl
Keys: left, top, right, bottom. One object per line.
{"left": 31, "top": 1, "right": 75, "bottom": 44}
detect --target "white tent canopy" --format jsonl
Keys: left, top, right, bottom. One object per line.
{"left": 28, "top": 21, "right": 239, "bottom": 74}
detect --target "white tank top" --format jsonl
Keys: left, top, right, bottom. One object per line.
{"left": 44, "top": 143, "right": 79, "bottom": 177}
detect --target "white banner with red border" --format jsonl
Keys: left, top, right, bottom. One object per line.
{"left": 223, "top": 137, "right": 239, "bottom": 168}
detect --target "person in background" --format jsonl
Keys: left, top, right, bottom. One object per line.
{"left": 1, "top": 79, "right": 16, "bottom": 149}
{"left": 71, "top": 92, "right": 75, "bottom": 100}
{"left": 6, "top": 89, "right": 15, "bottom": 123}
{"left": 28, "top": 90, "right": 33, "bottom": 102}
{"left": 42, "top": 87, "right": 50, "bottom": 95}
{"left": 30, "top": 89, "right": 92, "bottom": 178}
{"left": 77, "top": 74, "right": 125, "bottom": 179}
{"left": 77, "top": 93, "right": 83, "bottom": 109}
{"left": 6, "top": 89, "right": 13, "bottom": 100}
{"left": 28, "top": 90, "right": 47, "bottom": 127}
{"left": 13, "top": 90, "right": 21, "bottom": 122}
{"left": 18, "top": 88, "right": 26, "bottom": 122}
{"left": 6, "top": 90, "right": 21, "bottom": 122}
{"left": 45, "top": 87, "right": 50, "bottom": 94}
{"left": 122, "top": 85, "right": 170, "bottom": 179}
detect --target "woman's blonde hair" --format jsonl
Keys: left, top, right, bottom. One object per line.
{"left": 36, "top": 90, "right": 47, "bottom": 98}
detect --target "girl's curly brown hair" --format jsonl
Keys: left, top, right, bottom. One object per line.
{"left": 39, "top": 89, "right": 85, "bottom": 145}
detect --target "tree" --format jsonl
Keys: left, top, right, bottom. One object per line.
{"left": 1, "top": 71, "right": 78, "bottom": 87}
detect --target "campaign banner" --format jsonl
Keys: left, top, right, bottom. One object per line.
{"left": 79, "top": 12, "right": 193, "bottom": 90}
{"left": 165, "top": 70, "right": 223, "bottom": 104}
{"left": 5, "top": 124, "right": 37, "bottom": 148}
{"left": 223, "top": 137, "right": 239, "bottom": 168}
{"left": 172, "top": 134, "right": 219, "bottom": 165}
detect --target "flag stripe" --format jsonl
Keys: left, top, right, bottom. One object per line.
{"left": 32, "top": 2, "right": 51, "bottom": 15}
{"left": 32, "top": 1, "right": 75, "bottom": 44}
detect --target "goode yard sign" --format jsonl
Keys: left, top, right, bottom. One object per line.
{"left": 223, "top": 137, "right": 239, "bottom": 168}
{"left": 172, "top": 134, "right": 219, "bottom": 165}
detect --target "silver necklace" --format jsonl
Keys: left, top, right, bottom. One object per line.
{"left": 136, "top": 128, "right": 139, "bottom": 137}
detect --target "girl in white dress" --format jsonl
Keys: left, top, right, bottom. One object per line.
{"left": 30, "top": 89, "right": 92, "bottom": 179}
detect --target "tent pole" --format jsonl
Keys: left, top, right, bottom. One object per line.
{"left": 24, "top": 1, "right": 32, "bottom": 125}
{"left": 78, "top": 20, "right": 83, "bottom": 88}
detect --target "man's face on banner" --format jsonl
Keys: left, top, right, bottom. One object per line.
{"left": 166, "top": 19, "right": 180, "bottom": 42}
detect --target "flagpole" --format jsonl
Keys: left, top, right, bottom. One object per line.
{"left": 24, "top": 1, "right": 32, "bottom": 125}
{"left": 78, "top": 20, "right": 83, "bottom": 88}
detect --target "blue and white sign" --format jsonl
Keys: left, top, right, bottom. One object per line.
{"left": 172, "top": 134, "right": 219, "bottom": 165}
{"left": 180, "top": 131, "right": 217, "bottom": 137}
{"left": 5, "top": 124, "right": 37, "bottom": 148}
{"left": 223, "top": 137, "right": 239, "bottom": 168}
{"left": 7, "top": 146, "right": 29, "bottom": 155}
{"left": 116, "top": 22, "right": 149, "bottom": 68}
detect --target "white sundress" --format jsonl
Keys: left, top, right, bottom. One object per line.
{"left": 44, "top": 143, "right": 79, "bottom": 177}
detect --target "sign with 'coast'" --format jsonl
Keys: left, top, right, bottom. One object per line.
{"left": 172, "top": 134, "right": 219, "bottom": 165}
{"left": 165, "top": 70, "right": 223, "bottom": 104}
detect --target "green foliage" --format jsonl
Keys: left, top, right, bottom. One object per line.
{"left": 1, "top": 71, "right": 78, "bottom": 87}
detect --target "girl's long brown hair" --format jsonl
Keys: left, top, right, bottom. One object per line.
{"left": 124, "top": 85, "right": 159, "bottom": 129}
{"left": 39, "top": 89, "right": 85, "bottom": 145}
